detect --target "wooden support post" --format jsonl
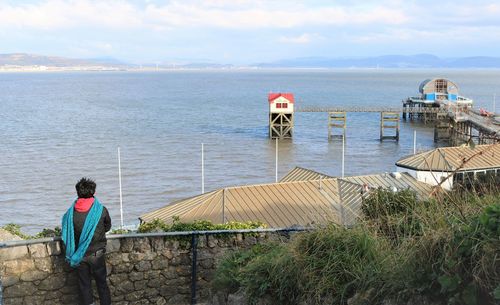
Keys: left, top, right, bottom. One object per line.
{"left": 402, "top": 100, "right": 407, "bottom": 120}
{"left": 434, "top": 113, "right": 450, "bottom": 143}
{"left": 328, "top": 111, "right": 346, "bottom": 141}
{"left": 269, "top": 112, "right": 294, "bottom": 139}
{"left": 380, "top": 112, "right": 399, "bottom": 141}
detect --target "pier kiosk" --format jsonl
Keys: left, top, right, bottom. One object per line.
{"left": 269, "top": 93, "right": 294, "bottom": 139}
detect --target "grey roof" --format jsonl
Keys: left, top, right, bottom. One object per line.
{"left": 396, "top": 144, "right": 500, "bottom": 172}
{"left": 140, "top": 168, "right": 433, "bottom": 228}
{"left": 279, "top": 166, "right": 333, "bottom": 182}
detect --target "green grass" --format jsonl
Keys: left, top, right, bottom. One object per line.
{"left": 212, "top": 188, "right": 500, "bottom": 305}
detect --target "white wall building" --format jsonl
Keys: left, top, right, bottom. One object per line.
{"left": 396, "top": 144, "right": 500, "bottom": 191}
{"left": 269, "top": 93, "right": 294, "bottom": 113}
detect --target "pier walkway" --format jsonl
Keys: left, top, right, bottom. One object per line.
{"left": 456, "top": 110, "right": 500, "bottom": 136}
{"left": 295, "top": 106, "right": 444, "bottom": 114}
{"left": 296, "top": 105, "right": 499, "bottom": 136}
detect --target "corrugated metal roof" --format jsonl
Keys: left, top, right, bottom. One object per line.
{"left": 139, "top": 190, "right": 222, "bottom": 224}
{"left": 279, "top": 166, "right": 333, "bottom": 182}
{"left": 396, "top": 144, "right": 500, "bottom": 172}
{"left": 140, "top": 179, "right": 363, "bottom": 227}
{"left": 341, "top": 172, "right": 433, "bottom": 200}
{"left": 140, "top": 169, "right": 433, "bottom": 228}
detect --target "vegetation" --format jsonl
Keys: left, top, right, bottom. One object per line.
{"left": 1, "top": 216, "right": 265, "bottom": 240}
{"left": 1, "top": 223, "right": 61, "bottom": 239}
{"left": 137, "top": 216, "right": 266, "bottom": 233}
{"left": 212, "top": 188, "right": 500, "bottom": 305}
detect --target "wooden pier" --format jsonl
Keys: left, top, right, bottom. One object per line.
{"left": 268, "top": 79, "right": 500, "bottom": 144}
{"left": 291, "top": 105, "right": 500, "bottom": 143}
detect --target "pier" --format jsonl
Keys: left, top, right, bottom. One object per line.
{"left": 269, "top": 79, "right": 500, "bottom": 144}
{"left": 295, "top": 105, "right": 500, "bottom": 143}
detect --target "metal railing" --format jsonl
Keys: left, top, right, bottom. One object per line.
{"left": 295, "top": 106, "right": 446, "bottom": 113}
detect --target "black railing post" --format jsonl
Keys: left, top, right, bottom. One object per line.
{"left": 191, "top": 233, "right": 199, "bottom": 305}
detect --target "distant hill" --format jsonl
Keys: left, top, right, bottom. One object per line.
{"left": 255, "top": 54, "right": 500, "bottom": 68}
{"left": 0, "top": 53, "right": 127, "bottom": 67}
{"left": 3, "top": 53, "right": 500, "bottom": 69}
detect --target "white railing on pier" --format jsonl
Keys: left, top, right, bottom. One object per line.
{"left": 295, "top": 106, "right": 446, "bottom": 113}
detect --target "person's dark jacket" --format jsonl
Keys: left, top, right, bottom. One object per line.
{"left": 73, "top": 205, "right": 112, "bottom": 256}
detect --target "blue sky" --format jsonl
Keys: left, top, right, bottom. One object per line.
{"left": 1, "top": 0, "right": 499, "bottom": 64}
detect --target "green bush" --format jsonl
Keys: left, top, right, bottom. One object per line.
{"left": 33, "top": 226, "right": 61, "bottom": 238}
{"left": 212, "top": 243, "right": 283, "bottom": 295}
{"left": 1, "top": 223, "right": 29, "bottom": 239}
{"left": 214, "top": 225, "right": 390, "bottom": 305}
{"left": 1, "top": 224, "right": 61, "bottom": 240}
{"left": 240, "top": 244, "right": 299, "bottom": 305}
{"left": 362, "top": 189, "right": 424, "bottom": 241}
{"left": 213, "top": 189, "right": 500, "bottom": 305}
{"left": 138, "top": 217, "right": 265, "bottom": 233}
{"left": 293, "top": 225, "right": 389, "bottom": 304}
{"left": 379, "top": 193, "right": 500, "bottom": 305}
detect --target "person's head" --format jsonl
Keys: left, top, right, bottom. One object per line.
{"left": 75, "top": 177, "right": 96, "bottom": 198}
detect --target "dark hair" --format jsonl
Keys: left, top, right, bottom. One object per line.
{"left": 75, "top": 177, "right": 96, "bottom": 198}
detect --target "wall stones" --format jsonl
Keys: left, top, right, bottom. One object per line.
{"left": 0, "top": 232, "right": 293, "bottom": 305}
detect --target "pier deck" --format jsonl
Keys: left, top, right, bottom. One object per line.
{"left": 295, "top": 106, "right": 445, "bottom": 114}
{"left": 295, "top": 105, "right": 500, "bottom": 140}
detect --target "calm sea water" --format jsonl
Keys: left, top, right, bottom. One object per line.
{"left": 1, "top": 69, "right": 499, "bottom": 233}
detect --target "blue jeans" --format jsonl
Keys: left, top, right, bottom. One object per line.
{"left": 76, "top": 250, "right": 111, "bottom": 305}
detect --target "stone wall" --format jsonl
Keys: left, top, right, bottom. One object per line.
{"left": 0, "top": 231, "right": 294, "bottom": 305}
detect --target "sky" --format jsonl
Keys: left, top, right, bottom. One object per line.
{"left": 0, "top": 0, "right": 500, "bottom": 64}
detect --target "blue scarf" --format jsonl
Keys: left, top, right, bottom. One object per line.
{"left": 62, "top": 197, "right": 104, "bottom": 267}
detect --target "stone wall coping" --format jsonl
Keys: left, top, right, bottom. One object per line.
{"left": 0, "top": 227, "right": 308, "bottom": 249}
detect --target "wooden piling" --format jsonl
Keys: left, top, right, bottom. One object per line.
{"left": 380, "top": 112, "right": 400, "bottom": 141}
{"left": 328, "top": 111, "right": 346, "bottom": 140}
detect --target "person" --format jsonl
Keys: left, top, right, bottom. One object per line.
{"left": 62, "top": 177, "right": 112, "bottom": 305}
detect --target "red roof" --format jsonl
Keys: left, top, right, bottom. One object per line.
{"left": 268, "top": 93, "right": 294, "bottom": 104}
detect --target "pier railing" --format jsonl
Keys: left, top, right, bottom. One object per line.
{"left": 295, "top": 106, "right": 446, "bottom": 114}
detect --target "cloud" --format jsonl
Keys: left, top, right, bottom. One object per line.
{"left": 1, "top": 0, "right": 500, "bottom": 61}
{"left": 0, "top": 0, "right": 141, "bottom": 30}
{"left": 0, "top": 0, "right": 409, "bottom": 31}
{"left": 279, "top": 33, "right": 322, "bottom": 44}
{"left": 1, "top": 1, "right": 499, "bottom": 33}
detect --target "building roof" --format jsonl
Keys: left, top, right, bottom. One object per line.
{"left": 279, "top": 166, "right": 333, "bottom": 182}
{"left": 140, "top": 168, "right": 433, "bottom": 228}
{"left": 396, "top": 144, "right": 500, "bottom": 172}
{"left": 342, "top": 172, "right": 434, "bottom": 199}
{"left": 419, "top": 78, "right": 459, "bottom": 94}
{"left": 268, "top": 93, "right": 294, "bottom": 104}
{"left": 140, "top": 179, "right": 360, "bottom": 228}
{"left": 281, "top": 167, "right": 432, "bottom": 199}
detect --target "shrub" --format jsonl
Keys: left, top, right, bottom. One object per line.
{"left": 292, "top": 225, "right": 389, "bottom": 304}
{"left": 138, "top": 217, "right": 265, "bottom": 233}
{"left": 212, "top": 189, "right": 500, "bottom": 305}
{"left": 395, "top": 202, "right": 500, "bottom": 305}
{"left": 33, "top": 226, "right": 61, "bottom": 238}
{"left": 212, "top": 243, "right": 283, "bottom": 295}
{"left": 213, "top": 225, "right": 390, "bottom": 305}
{"left": 1, "top": 224, "right": 61, "bottom": 239}
{"left": 362, "top": 189, "right": 423, "bottom": 241}
{"left": 1, "top": 223, "right": 29, "bottom": 239}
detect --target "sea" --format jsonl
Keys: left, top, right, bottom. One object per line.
{"left": 1, "top": 69, "right": 499, "bottom": 234}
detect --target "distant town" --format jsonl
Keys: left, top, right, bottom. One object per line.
{"left": 3, "top": 53, "right": 500, "bottom": 72}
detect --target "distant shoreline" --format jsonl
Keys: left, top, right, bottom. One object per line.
{"left": 3, "top": 66, "right": 500, "bottom": 73}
